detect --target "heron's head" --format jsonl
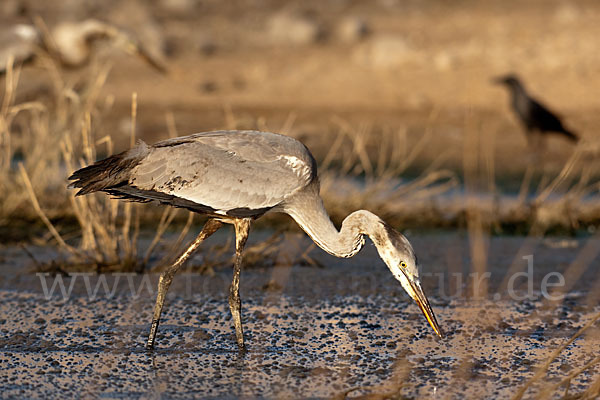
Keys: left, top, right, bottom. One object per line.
{"left": 377, "top": 224, "right": 444, "bottom": 338}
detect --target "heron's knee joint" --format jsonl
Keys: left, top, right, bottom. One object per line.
{"left": 159, "top": 271, "right": 176, "bottom": 284}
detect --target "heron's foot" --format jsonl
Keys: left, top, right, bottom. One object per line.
{"left": 235, "top": 331, "right": 245, "bottom": 350}
{"left": 231, "top": 314, "right": 245, "bottom": 349}
{"left": 235, "top": 332, "right": 247, "bottom": 353}
{"left": 229, "top": 287, "right": 245, "bottom": 349}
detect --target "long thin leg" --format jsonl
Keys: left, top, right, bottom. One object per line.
{"left": 146, "top": 218, "right": 223, "bottom": 349}
{"left": 229, "top": 218, "right": 251, "bottom": 349}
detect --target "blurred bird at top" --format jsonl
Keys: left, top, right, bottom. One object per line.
{"left": 494, "top": 74, "right": 579, "bottom": 147}
{"left": 0, "top": 18, "right": 167, "bottom": 74}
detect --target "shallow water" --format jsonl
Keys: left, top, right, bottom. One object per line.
{"left": 1, "top": 234, "right": 599, "bottom": 398}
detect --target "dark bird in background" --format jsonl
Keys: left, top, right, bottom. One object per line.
{"left": 494, "top": 74, "right": 579, "bottom": 145}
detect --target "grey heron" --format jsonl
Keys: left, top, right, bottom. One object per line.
{"left": 0, "top": 24, "right": 40, "bottom": 72}
{"left": 494, "top": 74, "right": 579, "bottom": 145}
{"left": 68, "top": 130, "right": 443, "bottom": 349}
{"left": 0, "top": 19, "right": 166, "bottom": 74}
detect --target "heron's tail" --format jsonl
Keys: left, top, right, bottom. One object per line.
{"left": 68, "top": 141, "right": 150, "bottom": 195}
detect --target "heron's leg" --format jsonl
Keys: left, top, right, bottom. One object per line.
{"left": 229, "top": 218, "right": 251, "bottom": 349}
{"left": 146, "top": 218, "right": 223, "bottom": 349}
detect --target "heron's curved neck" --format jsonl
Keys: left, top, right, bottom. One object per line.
{"left": 284, "top": 186, "right": 387, "bottom": 258}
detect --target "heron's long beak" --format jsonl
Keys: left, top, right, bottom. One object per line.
{"left": 402, "top": 272, "right": 444, "bottom": 338}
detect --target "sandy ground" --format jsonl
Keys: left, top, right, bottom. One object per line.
{"left": 1, "top": 233, "right": 599, "bottom": 398}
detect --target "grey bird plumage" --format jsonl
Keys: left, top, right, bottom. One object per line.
{"left": 0, "top": 19, "right": 167, "bottom": 74}
{"left": 0, "top": 25, "right": 40, "bottom": 73}
{"left": 70, "top": 131, "right": 316, "bottom": 218}
{"left": 69, "top": 130, "right": 442, "bottom": 349}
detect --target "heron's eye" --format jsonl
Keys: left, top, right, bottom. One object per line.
{"left": 400, "top": 261, "right": 407, "bottom": 268}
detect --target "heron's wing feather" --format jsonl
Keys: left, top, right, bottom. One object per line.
{"left": 129, "top": 131, "right": 316, "bottom": 214}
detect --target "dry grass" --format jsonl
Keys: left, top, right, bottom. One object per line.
{"left": 0, "top": 58, "right": 192, "bottom": 272}
{"left": 315, "top": 113, "right": 459, "bottom": 226}
{"left": 0, "top": 56, "right": 70, "bottom": 222}
{"left": 2, "top": 46, "right": 600, "bottom": 399}
{"left": 3, "top": 59, "right": 322, "bottom": 273}
{"left": 2, "top": 55, "right": 600, "bottom": 272}
{"left": 3, "top": 57, "right": 600, "bottom": 238}
{"left": 512, "top": 311, "right": 600, "bottom": 400}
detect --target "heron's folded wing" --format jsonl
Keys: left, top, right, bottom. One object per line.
{"left": 129, "top": 135, "right": 314, "bottom": 213}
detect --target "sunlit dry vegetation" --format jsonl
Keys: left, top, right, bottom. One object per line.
{"left": 1, "top": 58, "right": 178, "bottom": 271}
{"left": 2, "top": 55, "right": 600, "bottom": 273}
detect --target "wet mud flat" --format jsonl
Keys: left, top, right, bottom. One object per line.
{"left": 1, "top": 234, "right": 599, "bottom": 398}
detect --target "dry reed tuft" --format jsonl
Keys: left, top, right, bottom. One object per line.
{"left": 512, "top": 311, "right": 600, "bottom": 399}
{"left": 0, "top": 56, "right": 70, "bottom": 223}
{"left": 2, "top": 57, "right": 192, "bottom": 272}
{"left": 315, "top": 113, "right": 459, "bottom": 227}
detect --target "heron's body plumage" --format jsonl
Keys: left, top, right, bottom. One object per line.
{"left": 71, "top": 130, "right": 317, "bottom": 218}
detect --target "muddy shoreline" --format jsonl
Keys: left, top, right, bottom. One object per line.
{"left": 1, "top": 233, "right": 599, "bottom": 398}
